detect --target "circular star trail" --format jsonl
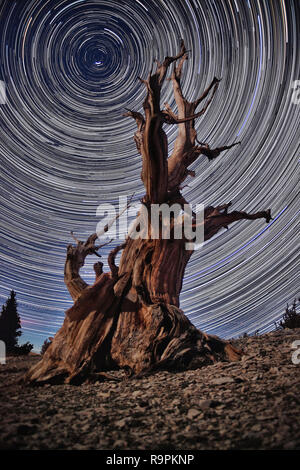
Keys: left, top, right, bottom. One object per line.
{"left": 0, "top": 0, "right": 299, "bottom": 350}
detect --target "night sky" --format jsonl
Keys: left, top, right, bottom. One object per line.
{"left": 0, "top": 0, "right": 299, "bottom": 352}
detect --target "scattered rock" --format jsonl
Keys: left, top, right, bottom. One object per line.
{"left": 198, "top": 399, "right": 213, "bottom": 410}
{"left": 115, "top": 418, "right": 130, "bottom": 428}
{"left": 0, "top": 328, "right": 300, "bottom": 450}
{"left": 197, "top": 399, "right": 222, "bottom": 410}
{"left": 187, "top": 408, "right": 201, "bottom": 419}
{"left": 97, "top": 391, "right": 111, "bottom": 398}
{"left": 211, "top": 377, "right": 235, "bottom": 385}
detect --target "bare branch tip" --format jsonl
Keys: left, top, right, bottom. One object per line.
{"left": 70, "top": 231, "right": 80, "bottom": 244}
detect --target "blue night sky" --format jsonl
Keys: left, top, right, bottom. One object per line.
{"left": 0, "top": 0, "right": 299, "bottom": 351}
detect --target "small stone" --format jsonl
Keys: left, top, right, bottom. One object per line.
{"left": 187, "top": 408, "right": 201, "bottom": 419}
{"left": 256, "top": 415, "right": 269, "bottom": 421}
{"left": 76, "top": 409, "right": 94, "bottom": 418}
{"left": 97, "top": 391, "right": 110, "bottom": 399}
{"left": 115, "top": 418, "right": 129, "bottom": 428}
{"left": 112, "top": 440, "right": 127, "bottom": 448}
{"left": 171, "top": 398, "right": 181, "bottom": 406}
{"left": 211, "top": 377, "right": 235, "bottom": 385}
{"left": 198, "top": 399, "right": 213, "bottom": 410}
{"left": 142, "top": 383, "right": 152, "bottom": 389}
{"left": 251, "top": 424, "right": 262, "bottom": 432}
{"left": 73, "top": 444, "right": 89, "bottom": 450}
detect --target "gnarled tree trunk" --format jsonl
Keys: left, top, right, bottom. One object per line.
{"left": 25, "top": 40, "right": 271, "bottom": 385}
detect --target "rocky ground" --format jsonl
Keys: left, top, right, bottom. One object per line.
{"left": 0, "top": 328, "right": 299, "bottom": 451}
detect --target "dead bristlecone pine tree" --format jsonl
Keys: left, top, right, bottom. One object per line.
{"left": 25, "top": 40, "right": 272, "bottom": 385}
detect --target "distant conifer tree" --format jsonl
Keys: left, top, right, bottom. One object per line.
{"left": 40, "top": 337, "right": 53, "bottom": 355}
{"left": 278, "top": 298, "right": 300, "bottom": 329}
{"left": 0, "top": 290, "right": 22, "bottom": 352}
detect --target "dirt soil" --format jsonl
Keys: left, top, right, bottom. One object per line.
{"left": 0, "top": 328, "right": 299, "bottom": 450}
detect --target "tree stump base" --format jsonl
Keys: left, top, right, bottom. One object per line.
{"left": 25, "top": 302, "right": 242, "bottom": 385}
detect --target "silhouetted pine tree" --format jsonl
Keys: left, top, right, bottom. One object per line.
{"left": 278, "top": 298, "right": 300, "bottom": 329}
{"left": 0, "top": 290, "right": 22, "bottom": 352}
{"left": 40, "top": 337, "right": 53, "bottom": 355}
